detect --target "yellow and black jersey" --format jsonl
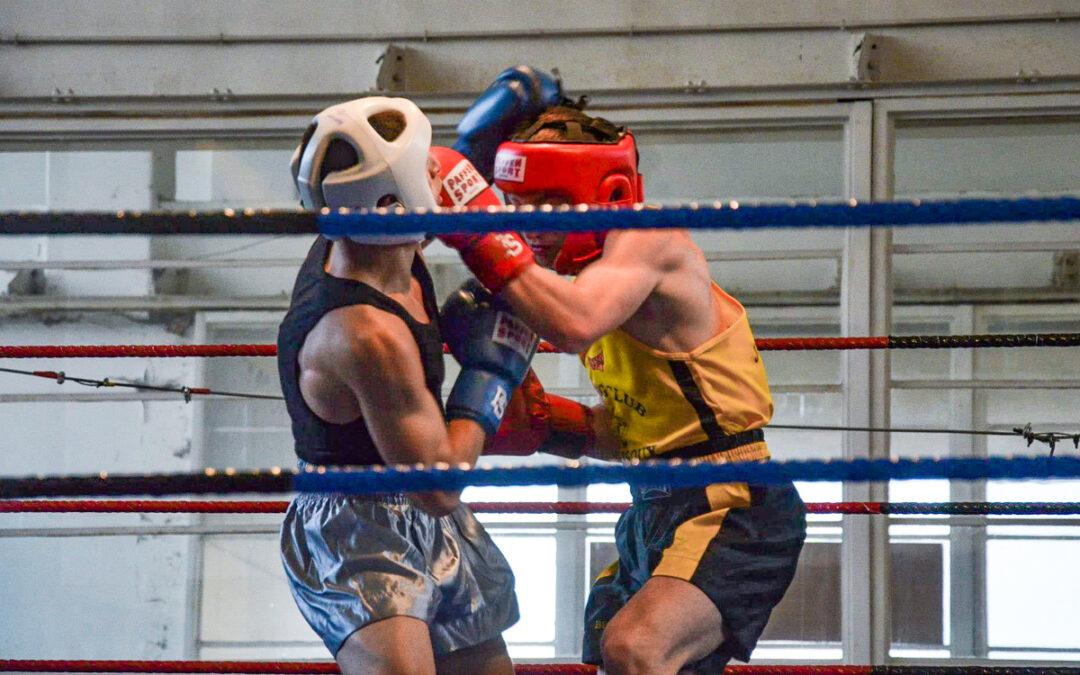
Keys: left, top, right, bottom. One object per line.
{"left": 581, "top": 284, "right": 772, "bottom": 461}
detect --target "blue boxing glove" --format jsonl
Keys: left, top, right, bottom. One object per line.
{"left": 453, "top": 66, "right": 565, "bottom": 182}
{"left": 441, "top": 280, "right": 540, "bottom": 435}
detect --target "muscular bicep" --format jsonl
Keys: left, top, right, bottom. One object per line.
{"left": 503, "top": 229, "right": 669, "bottom": 351}
{"left": 337, "top": 320, "right": 453, "bottom": 466}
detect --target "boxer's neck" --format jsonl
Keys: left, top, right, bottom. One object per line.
{"left": 326, "top": 239, "right": 417, "bottom": 295}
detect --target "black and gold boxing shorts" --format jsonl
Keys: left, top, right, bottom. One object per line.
{"left": 582, "top": 481, "right": 806, "bottom": 672}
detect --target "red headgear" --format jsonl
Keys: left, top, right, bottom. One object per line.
{"left": 492, "top": 115, "right": 644, "bottom": 274}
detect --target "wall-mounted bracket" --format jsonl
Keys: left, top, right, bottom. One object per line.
{"left": 850, "top": 32, "right": 884, "bottom": 83}
{"left": 376, "top": 45, "right": 411, "bottom": 92}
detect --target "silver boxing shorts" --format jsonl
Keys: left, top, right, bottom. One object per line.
{"left": 280, "top": 491, "right": 519, "bottom": 656}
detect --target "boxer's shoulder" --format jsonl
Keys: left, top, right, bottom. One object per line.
{"left": 307, "top": 304, "right": 420, "bottom": 373}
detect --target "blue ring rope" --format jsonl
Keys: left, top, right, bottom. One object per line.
{"left": 296, "top": 455, "right": 1080, "bottom": 494}
{"left": 4, "top": 196, "right": 1078, "bottom": 236}
{"left": 317, "top": 196, "right": 1080, "bottom": 238}
{"left": 3, "top": 456, "right": 1080, "bottom": 499}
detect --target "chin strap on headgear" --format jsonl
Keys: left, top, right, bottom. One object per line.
{"left": 492, "top": 114, "right": 644, "bottom": 274}
{"left": 291, "top": 96, "right": 435, "bottom": 246}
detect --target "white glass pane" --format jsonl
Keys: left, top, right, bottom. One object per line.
{"left": 586, "top": 482, "right": 631, "bottom": 523}
{"left": 894, "top": 118, "right": 1080, "bottom": 199}
{"left": 794, "top": 480, "right": 843, "bottom": 505}
{"left": 202, "top": 325, "right": 293, "bottom": 470}
{"left": 47, "top": 151, "right": 154, "bottom": 210}
{"left": 493, "top": 535, "right": 557, "bottom": 645}
{"left": 769, "top": 393, "right": 843, "bottom": 461}
{"left": 980, "top": 315, "right": 1080, "bottom": 503}
{"left": 987, "top": 435, "right": 1080, "bottom": 508}
{"left": 506, "top": 645, "right": 556, "bottom": 658}
{"left": 151, "top": 233, "right": 313, "bottom": 297}
{"left": 637, "top": 125, "right": 846, "bottom": 298}
{"left": 587, "top": 482, "right": 631, "bottom": 503}
{"left": 889, "top": 390, "right": 955, "bottom": 461}
{"left": 637, "top": 126, "right": 844, "bottom": 203}
{"left": 0, "top": 152, "right": 48, "bottom": 209}
{"left": 889, "top": 479, "right": 950, "bottom": 503}
{"left": 462, "top": 484, "right": 558, "bottom": 502}
{"left": 201, "top": 646, "right": 326, "bottom": 659}
{"left": 891, "top": 321, "right": 954, "bottom": 380}
{"left": 175, "top": 149, "right": 297, "bottom": 208}
{"left": 752, "top": 646, "right": 844, "bottom": 660}
{"left": 893, "top": 117, "right": 1080, "bottom": 293}
{"left": 0, "top": 536, "right": 192, "bottom": 658}
{"left": 201, "top": 535, "right": 316, "bottom": 643}
{"left": 762, "top": 351, "right": 841, "bottom": 386}
{"left": 467, "top": 484, "right": 559, "bottom": 524}
{"left": 977, "top": 318, "right": 1080, "bottom": 381}
{"left": 987, "top": 539, "right": 1080, "bottom": 649}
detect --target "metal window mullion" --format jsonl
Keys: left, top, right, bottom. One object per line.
{"left": 555, "top": 485, "right": 588, "bottom": 658}
{"left": 841, "top": 100, "right": 891, "bottom": 664}
{"left": 187, "top": 315, "right": 213, "bottom": 659}
{"left": 970, "top": 310, "right": 992, "bottom": 658}
{"left": 946, "top": 305, "right": 984, "bottom": 659}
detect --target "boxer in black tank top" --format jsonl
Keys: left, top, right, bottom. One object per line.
{"left": 278, "top": 96, "right": 536, "bottom": 675}
{"left": 278, "top": 236, "right": 521, "bottom": 674}
{"left": 277, "top": 237, "right": 444, "bottom": 467}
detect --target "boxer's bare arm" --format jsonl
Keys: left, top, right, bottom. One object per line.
{"left": 501, "top": 229, "right": 673, "bottom": 352}
{"left": 335, "top": 307, "right": 486, "bottom": 515}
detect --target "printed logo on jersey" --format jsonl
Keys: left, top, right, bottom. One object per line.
{"left": 586, "top": 350, "right": 605, "bottom": 372}
{"left": 442, "top": 159, "right": 487, "bottom": 206}
{"left": 594, "top": 383, "right": 647, "bottom": 417}
{"left": 493, "top": 152, "right": 526, "bottom": 183}
{"left": 492, "top": 311, "right": 540, "bottom": 359}
{"left": 626, "top": 445, "right": 657, "bottom": 460}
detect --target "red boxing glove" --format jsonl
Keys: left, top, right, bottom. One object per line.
{"left": 484, "top": 369, "right": 595, "bottom": 458}
{"left": 431, "top": 146, "right": 535, "bottom": 293}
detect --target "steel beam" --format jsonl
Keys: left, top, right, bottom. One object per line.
{"left": 2, "top": 286, "right": 1076, "bottom": 315}
{"left": 5, "top": 10, "right": 1080, "bottom": 45}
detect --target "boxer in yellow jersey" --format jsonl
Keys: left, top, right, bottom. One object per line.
{"left": 440, "top": 107, "right": 807, "bottom": 674}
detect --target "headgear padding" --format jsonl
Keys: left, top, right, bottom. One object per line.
{"left": 492, "top": 114, "right": 643, "bottom": 207}
{"left": 291, "top": 97, "right": 434, "bottom": 245}
{"left": 492, "top": 111, "right": 644, "bottom": 274}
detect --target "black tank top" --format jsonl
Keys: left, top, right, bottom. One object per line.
{"left": 277, "top": 237, "right": 445, "bottom": 466}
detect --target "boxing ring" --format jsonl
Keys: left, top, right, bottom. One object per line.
{"left": 2, "top": 196, "right": 1080, "bottom": 673}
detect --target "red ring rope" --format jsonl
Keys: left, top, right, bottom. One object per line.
{"left": 0, "top": 500, "right": 876, "bottom": 514}
{"left": 0, "top": 500, "right": 978, "bottom": 516}
{"left": 3, "top": 333, "right": 1076, "bottom": 359}
{"left": 0, "top": 661, "right": 907, "bottom": 674}
{"left": 6, "top": 661, "right": 1076, "bottom": 674}
{"left": 6, "top": 500, "right": 1079, "bottom": 516}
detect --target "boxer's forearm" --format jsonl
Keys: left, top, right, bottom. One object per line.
{"left": 407, "top": 420, "right": 485, "bottom": 518}
{"left": 502, "top": 260, "right": 655, "bottom": 353}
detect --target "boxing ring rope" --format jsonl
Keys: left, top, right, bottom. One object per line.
{"left": 3, "top": 333, "right": 1080, "bottom": 359}
{"left": 5, "top": 197, "right": 1079, "bottom": 672}
{"left": 3, "top": 499, "right": 1080, "bottom": 516}
{"left": 3, "top": 195, "right": 1080, "bottom": 236}
{"left": 3, "top": 660, "right": 1079, "bottom": 674}
{"left": 4, "top": 456, "right": 1080, "bottom": 499}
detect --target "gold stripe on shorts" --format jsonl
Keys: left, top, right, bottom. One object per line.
{"left": 595, "top": 559, "right": 620, "bottom": 582}
{"left": 652, "top": 482, "right": 752, "bottom": 581}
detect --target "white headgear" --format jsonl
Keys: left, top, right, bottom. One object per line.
{"left": 291, "top": 97, "right": 434, "bottom": 245}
